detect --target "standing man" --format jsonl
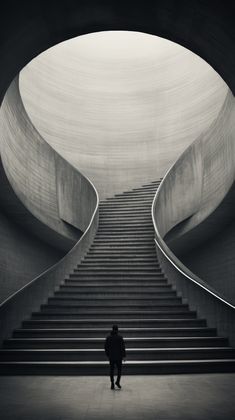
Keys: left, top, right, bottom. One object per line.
{"left": 104, "top": 324, "right": 126, "bottom": 389}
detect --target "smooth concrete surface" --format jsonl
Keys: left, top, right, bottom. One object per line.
{"left": 152, "top": 89, "right": 235, "bottom": 309}
{"left": 19, "top": 32, "right": 227, "bottom": 199}
{"left": 163, "top": 181, "right": 235, "bottom": 306}
{"left": 56, "top": 154, "right": 97, "bottom": 232}
{"left": 156, "top": 242, "right": 235, "bottom": 347}
{"left": 0, "top": 157, "right": 77, "bottom": 252}
{"left": 182, "top": 220, "right": 235, "bottom": 305}
{"left": 0, "top": 77, "right": 89, "bottom": 244}
{"left": 0, "top": 209, "right": 62, "bottom": 303}
{"left": 154, "top": 90, "right": 235, "bottom": 241}
{"left": 0, "top": 76, "right": 99, "bottom": 344}
{"left": 0, "top": 374, "right": 234, "bottom": 420}
{"left": 0, "top": 185, "right": 98, "bottom": 346}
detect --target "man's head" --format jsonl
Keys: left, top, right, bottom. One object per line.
{"left": 112, "top": 324, "right": 118, "bottom": 333}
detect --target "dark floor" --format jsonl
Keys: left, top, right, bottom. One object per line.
{"left": 0, "top": 374, "right": 235, "bottom": 420}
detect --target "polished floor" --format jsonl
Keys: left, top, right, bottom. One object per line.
{"left": 0, "top": 374, "right": 235, "bottom": 420}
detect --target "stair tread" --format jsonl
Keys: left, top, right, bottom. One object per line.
{"left": 14, "top": 327, "right": 214, "bottom": 333}
{"left": 5, "top": 336, "right": 226, "bottom": 342}
{"left": 1, "top": 359, "right": 234, "bottom": 365}
{"left": 24, "top": 318, "right": 203, "bottom": 323}
{"left": 2, "top": 347, "right": 233, "bottom": 353}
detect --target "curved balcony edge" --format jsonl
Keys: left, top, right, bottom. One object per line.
{"left": 152, "top": 176, "right": 235, "bottom": 347}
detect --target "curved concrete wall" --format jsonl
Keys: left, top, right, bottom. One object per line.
{"left": 153, "top": 90, "right": 235, "bottom": 302}
{"left": 0, "top": 155, "right": 63, "bottom": 302}
{"left": 0, "top": 74, "right": 98, "bottom": 306}
{"left": 0, "top": 208, "right": 62, "bottom": 303}
{"left": 181, "top": 217, "right": 235, "bottom": 304}
{"left": 0, "top": 77, "right": 97, "bottom": 249}
{"left": 0, "top": 172, "right": 99, "bottom": 344}
{"left": 19, "top": 32, "right": 227, "bottom": 199}
{"left": 155, "top": 90, "right": 235, "bottom": 240}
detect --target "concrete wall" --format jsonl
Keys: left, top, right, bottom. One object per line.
{"left": 171, "top": 180, "right": 235, "bottom": 304}
{"left": 0, "top": 76, "right": 98, "bottom": 303}
{"left": 0, "top": 77, "right": 97, "bottom": 247}
{"left": 0, "top": 209, "right": 62, "bottom": 303}
{"left": 155, "top": 91, "right": 235, "bottom": 240}
{"left": 153, "top": 90, "right": 235, "bottom": 302}
{"left": 181, "top": 220, "right": 235, "bottom": 304}
{"left": 19, "top": 32, "right": 227, "bottom": 199}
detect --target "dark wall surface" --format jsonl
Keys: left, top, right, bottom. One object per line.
{"left": 0, "top": 0, "right": 235, "bottom": 107}
{"left": 173, "top": 182, "right": 235, "bottom": 304}
{"left": 181, "top": 221, "right": 235, "bottom": 305}
{"left": 0, "top": 208, "right": 62, "bottom": 303}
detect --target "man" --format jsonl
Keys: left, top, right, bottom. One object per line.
{"left": 104, "top": 324, "right": 126, "bottom": 389}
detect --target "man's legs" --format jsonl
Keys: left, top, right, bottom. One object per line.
{"left": 116, "top": 359, "right": 122, "bottom": 387}
{"left": 109, "top": 360, "right": 115, "bottom": 388}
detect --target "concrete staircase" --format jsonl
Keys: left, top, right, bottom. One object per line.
{"left": 1, "top": 180, "right": 235, "bottom": 374}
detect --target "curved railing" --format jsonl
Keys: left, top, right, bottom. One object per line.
{"left": 152, "top": 92, "right": 235, "bottom": 346}
{"left": 0, "top": 78, "right": 99, "bottom": 345}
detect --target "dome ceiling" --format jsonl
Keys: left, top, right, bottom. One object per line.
{"left": 19, "top": 31, "right": 228, "bottom": 198}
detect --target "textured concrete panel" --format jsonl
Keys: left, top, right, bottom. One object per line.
{"left": 156, "top": 141, "right": 203, "bottom": 238}
{"left": 0, "top": 209, "right": 62, "bottom": 303}
{"left": 0, "top": 78, "right": 93, "bottom": 243}
{"left": 153, "top": 90, "right": 235, "bottom": 304}
{"left": 155, "top": 91, "right": 235, "bottom": 242}
{"left": 56, "top": 154, "right": 97, "bottom": 231}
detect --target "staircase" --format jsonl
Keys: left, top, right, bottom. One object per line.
{"left": 1, "top": 180, "right": 235, "bottom": 374}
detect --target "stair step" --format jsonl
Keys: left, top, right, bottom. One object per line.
{"left": 90, "top": 243, "right": 155, "bottom": 248}
{"left": 97, "top": 223, "right": 153, "bottom": 227}
{"left": 131, "top": 186, "right": 159, "bottom": 192}
{"left": 70, "top": 272, "right": 163, "bottom": 277}
{"left": 108, "top": 194, "right": 154, "bottom": 199}
{"left": 80, "top": 260, "right": 158, "bottom": 266}
{"left": 2, "top": 347, "right": 234, "bottom": 362}
{"left": 12, "top": 327, "right": 217, "bottom": 339}
{"left": 74, "top": 267, "right": 160, "bottom": 272}
{"left": 93, "top": 239, "right": 154, "bottom": 244}
{"left": 96, "top": 230, "right": 154, "bottom": 235}
{"left": 3, "top": 337, "right": 229, "bottom": 349}
{"left": 31, "top": 310, "right": 198, "bottom": 319}
{"left": 54, "top": 288, "right": 176, "bottom": 294}
{"left": 99, "top": 204, "right": 152, "bottom": 210}
{"left": 98, "top": 216, "right": 152, "bottom": 221}
{"left": 98, "top": 209, "right": 152, "bottom": 214}
{"left": 82, "top": 257, "right": 158, "bottom": 262}
{"left": 64, "top": 279, "right": 167, "bottom": 286}
{"left": 41, "top": 304, "right": 189, "bottom": 312}
{"left": 48, "top": 291, "right": 181, "bottom": 305}
{"left": 22, "top": 318, "right": 207, "bottom": 329}
{"left": 99, "top": 210, "right": 151, "bottom": 215}
{"left": 46, "top": 297, "right": 183, "bottom": 307}
{"left": 114, "top": 193, "right": 156, "bottom": 198}
{"left": 93, "top": 235, "right": 154, "bottom": 240}
{"left": 86, "top": 250, "right": 157, "bottom": 255}
{"left": 67, "top": 275, "right": 166, "bottom": 281}
{"left": 1, "top": 359, "right": 235, "bottom": 375}
{"left": 59, "top": 285, "right": 171, "bottom": 292}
